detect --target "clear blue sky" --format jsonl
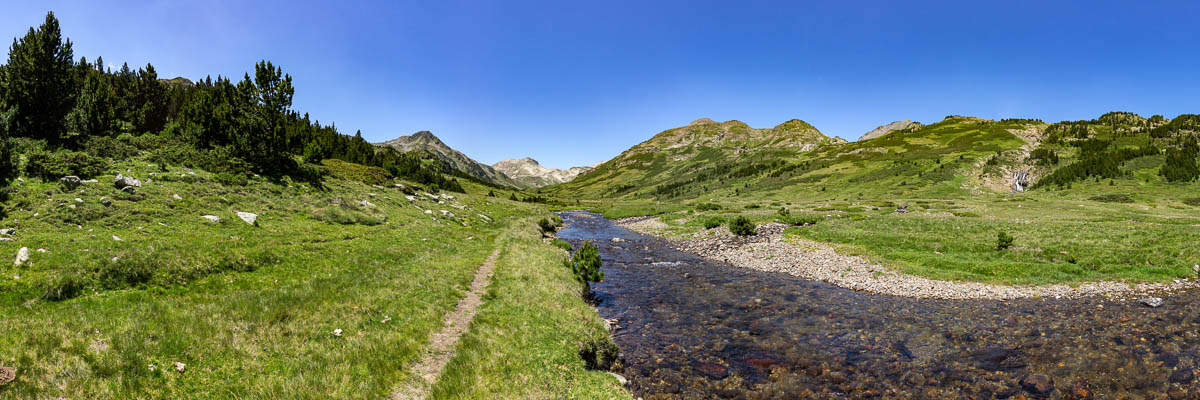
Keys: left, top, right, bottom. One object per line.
{"left": 4, "top": 1, "right": 1200, "bottom": 169}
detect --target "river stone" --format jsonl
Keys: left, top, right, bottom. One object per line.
{"left": 201, "top": 215, "right": 220, "bottom": 223}
{"left": 1140, "top": 297, "right": 1164, "bottom": 308}
{"left": 1020, "top": 373, "right": 1054, "bottom": 397}
{"left": 59, "top": 175, "right": 81, "bottom": 190}
{"left": 235, "top": 212, "right": 258, "bottom": 225}
{"left": 358, "top": 200, "right": 375, "bottom": 207}
{"left": 172, "top": 194, "right": 182, "bottom": 201}
{"left": 113, "top": 174, "right": 142, "bottom": 190}
{"left": 0, "top": 229, "right": 13, "bottom": 236}
{"left": 13, "top": 247, "right": 30, "bottom": 267}
{"left": 440, "top": 210, "right": 454, "bottom": 218}
{"left": 607, "top": 372, "right": 628, "bottom": 385}
{"left": 1170, "top": 367, "right": 1194, "bottom": 384}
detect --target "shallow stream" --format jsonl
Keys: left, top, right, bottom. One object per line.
{"left": 556, "top": 211, "right": 1200, "bottom": 399}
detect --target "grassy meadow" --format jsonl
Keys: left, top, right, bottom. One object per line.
{"left": 0, "top": 155, "right": 622, "bottom": 399}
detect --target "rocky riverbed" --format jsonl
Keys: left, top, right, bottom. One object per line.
{"left": 559, "top": 211, "right": 1200, "bottom": 399}
{"left": 616, "top": 217, "right": 1199, "bottom": 300}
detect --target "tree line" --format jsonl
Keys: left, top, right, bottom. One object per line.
{"left": 0, "top": 12, "right": 462, "bottom": 192}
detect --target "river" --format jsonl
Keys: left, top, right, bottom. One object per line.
{"left": 555, "top": 211, "right": 1199, "bottom": 399}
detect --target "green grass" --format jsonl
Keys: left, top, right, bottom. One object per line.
{"left": 429, "top": 220, "right": 630, "bottom": 399}
{"left": 0, "top": 155, "right": 620, "bottom": 398}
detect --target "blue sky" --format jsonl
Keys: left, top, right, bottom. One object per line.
{"left": 4, "top": 1, "right": 1200, "bottom": 169}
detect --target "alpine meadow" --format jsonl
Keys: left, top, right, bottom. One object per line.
{"left": 3, "top": 3, "right": 1200, "bottom": 400}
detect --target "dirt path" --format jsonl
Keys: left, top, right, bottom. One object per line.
{"left": 392, "top": 249, "right": 501, "bottom": 400}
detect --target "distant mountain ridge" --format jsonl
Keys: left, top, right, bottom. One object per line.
{"left": 374, "top": 131, "right": 523, "bottom": 188}
{"left": 553, "top": 117, "right": 845, "bottom": 198}
{"left": 491, "top": 158, "right": 596, "bottom": 188}
{"left": 858, "top": 120, "right": 923, "bottom": 141}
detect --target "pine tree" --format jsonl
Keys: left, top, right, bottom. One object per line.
{"left": 0, "top": 108, "right": 15, "bottom": 185}
{"left": 66, "top": 68, "right": 116, "bottom": 138}
{"left": 0, "top": 12, "right": 77, "bottom": 143}
{"left": 132, "top": 64, "right": 167, "bottom": 133}
{"left": 234, "top": 60, "right": 294, "bottom": 171}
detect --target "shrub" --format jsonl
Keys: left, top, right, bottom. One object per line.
{"left": 42, "top": 272, "right": 86, "bottom": 301}
{"left": 701, "top": 216, "right": 724, "bottom": 229}
{"left": 320, "top": 158, "right": 392, "bottom": 186}
{"left": 25, "top": 148, "right": 109, "bottom": 179}
{"left": 1184, "top": 198, "right": 1200, "bottom": 207}
{"left": 81, "top": 134, "right": 139, "bottom": 159}
{"left": 777, "top": 207, "right": 790, "bottom": 217}
{"left": 1089, "top": 194, "right": 1133, "bottom": 203}
{"left": 538, "top": 218, "right": 557, "bottom": 234}
{"left": 568, "top": 241, "right": 604, "bottom": 284}
{"left": 996, "top": 231, "right": 1014, "bottom": 250}
{"left": 551, "top": 239, "right": 573, "bottom": 252}
{"left": 728, "top": 216, "right": 756, "bottom": 236}
{"left": 695, "top": 203, "right": 721, "bottom": 211}
{"left": 744, "top": 204, "right": 761, "bottom": 209}
{"left": 578, "top": 335, "right": 619, "bottom": 371}
{"left": 213, "top": 172, "right": 249, "bottom": 186}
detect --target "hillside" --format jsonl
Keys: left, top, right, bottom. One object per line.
{"left": 492, "top": 157, "right": 595, "bottom": 188}
{"left": 556, "top": 112, "right": 1200, "bottom": 204}
{"left": 375, "top": 131, "right": 524, "bottom": 188}
{"left": 550, "top": 118, "right": 845, "bottom": 199}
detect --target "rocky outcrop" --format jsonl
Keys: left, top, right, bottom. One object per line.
{"left": 858, "top": 120, "right": 923, "bottom": 141}
{"left": 113, "top": 174, "right": 142, "bottom": 190}
{"left": 374, "top": 131, "right": 523, "bottom": 188}
{"left": 13, "top": 247, "right": 29, "bottom": 267}
{"left": 491, "top": 157, "right": 596, "bottom": 188}
{"left": 1013, "top": 170, "right": 1030, "bottom": 192}
{"left": 59, "top": 176, "right": 81, "bottom": 190}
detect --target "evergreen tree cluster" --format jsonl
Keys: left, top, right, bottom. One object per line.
{"left": 0, "top": 12, "right": 462, "bottom": 192}
{"left": 1160, "top": 136, "right": 1200, "bottom": 182}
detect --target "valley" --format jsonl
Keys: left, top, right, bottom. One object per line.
{"left": 2, "top": 7, "right": 1200, "bottom": 400}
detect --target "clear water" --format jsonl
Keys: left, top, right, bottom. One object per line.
{"left": 556, "top": 212, "right": 1200, "bottom": 399}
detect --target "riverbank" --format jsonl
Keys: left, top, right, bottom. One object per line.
{"left": 617, "top": 216, "right": 1199, "bottom": 300}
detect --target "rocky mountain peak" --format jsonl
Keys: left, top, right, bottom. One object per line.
{"left": 858, "top": 120, "right": 923, "bottom": 141}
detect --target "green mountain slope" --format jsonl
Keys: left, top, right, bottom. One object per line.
{"left": 554, "top": 113, "right": 1200, "bottom": 203}
{"left": 551, "top": 118, "right": 845, "bottom": 199}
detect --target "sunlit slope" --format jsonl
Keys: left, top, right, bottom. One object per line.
{"left": 555, "top": 116, "right": 1037, "bottom": 201}
{"left": 550, "top": 118, "right": 845, "bottom": 199}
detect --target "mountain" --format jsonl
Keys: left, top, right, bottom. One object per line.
{"left": 375, "top": 131, "right": 523, "bottom": 188}
{"left": 492, "top": 158, "right": 596, "bottom": 188}
{"left": 555, "top": 112, "right": 1200, "bottom": 203}
{"left": 858, "top": 120, "right": 923, "bottom": 141}
{"left": 551, "top": 118, "right": 845, "bottom": 198}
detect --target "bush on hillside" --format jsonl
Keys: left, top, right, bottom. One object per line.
{"left": 538, "top": 217, "right": 558, "bottom": 234}
{"left": 729, "top": 216, "right": 756, "bottom": 236}
{"left": 996, "top": 231, "right": 1014, "bottom": 250}
{"left": 568, "top": 241, "right": 604, "bottom": 284}
{"left": 1183, "top": 197, "right": 1200, "bottom": 207}
{"left": 25, "top": 148, "right": 109, "bottom": 179}
{"left": 695, "top": 203, "right": 721, "bottom": 211}
{"left": 701, "top": 216, "right": 724, "bottom": 229}
{"left": 320, "top": 158, "right": 392, "bottom": 186}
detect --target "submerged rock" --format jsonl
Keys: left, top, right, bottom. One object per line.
{"left": 1020, "top": 373, "right": 1054, "bottom": 397}
{"left": 1140, "top": 297, "right": 1164, "bottom": 308}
